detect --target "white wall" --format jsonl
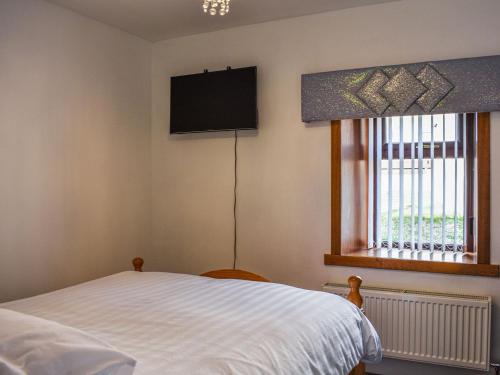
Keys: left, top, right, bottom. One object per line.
{"left": 0, "top": 0, "right": 152, "bottom": 302}
{"left": 151, "top": 1, "right": 500, "bottom": 373}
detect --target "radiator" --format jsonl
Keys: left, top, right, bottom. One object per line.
{"left": 323, "top": 283, "right": 491, "bottom": 371}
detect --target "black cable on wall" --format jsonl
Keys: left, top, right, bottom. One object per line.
{"left": 233, "top": 129, "right": 238, "bottom": 270}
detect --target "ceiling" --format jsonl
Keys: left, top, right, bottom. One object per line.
{"left": 46, "top": 0, "right": 398, "bottom": 42}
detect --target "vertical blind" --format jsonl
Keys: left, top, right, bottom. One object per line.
{"left": 368, "top": 113, "right": 473, "bottom": 254}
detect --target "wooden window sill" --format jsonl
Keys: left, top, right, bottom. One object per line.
{"left": 325, "top": 249, "right": 499, "bottom": 277}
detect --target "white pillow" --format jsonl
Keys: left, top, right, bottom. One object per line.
{"left": 0, "top": 308, "right": 136, "bottom": 375}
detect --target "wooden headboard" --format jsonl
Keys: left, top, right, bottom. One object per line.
{"left": 131, "top": 257, "right": 363, "bottom": 308}
{"left": 200, "top": 269, "right": 270, "bottom": 282}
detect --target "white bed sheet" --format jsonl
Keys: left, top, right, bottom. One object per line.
{"left": 1, "top": 271, "right": 381, "bottom": 375}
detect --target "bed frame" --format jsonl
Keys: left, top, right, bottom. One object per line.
{"left": 131, "top": 257, "right": 366, "bottom": 375}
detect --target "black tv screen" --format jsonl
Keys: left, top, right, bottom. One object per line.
{"left": 170, "top": 66, "right": 257, "bottom": 134}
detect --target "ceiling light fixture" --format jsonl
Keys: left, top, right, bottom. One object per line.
{"left": 202, "top": 0, "right": 230, "bottom": 16}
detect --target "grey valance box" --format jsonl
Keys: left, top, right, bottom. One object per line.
{"left": 301, "top": 55, "right": 500, "bottom": 122}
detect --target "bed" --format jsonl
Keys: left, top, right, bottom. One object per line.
{"left": 0, "top": 258, "right": 381, "bottom": 375}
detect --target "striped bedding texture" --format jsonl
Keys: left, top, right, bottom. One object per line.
{"left": 1, "top": 271, "right": 381, "bottom": 374}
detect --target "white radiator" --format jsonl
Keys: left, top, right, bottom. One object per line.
{"left": 323, "top": 283, "right": 491, "bottom": 371}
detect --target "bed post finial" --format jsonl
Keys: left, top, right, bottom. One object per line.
{"left": 347, "top": 275, "right": 363, "bottom": 309}
{"left": 132, "top": 257, "right": 144, "bottom": 272}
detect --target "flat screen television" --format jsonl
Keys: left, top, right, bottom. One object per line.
{"left": 170, "top": 66, "right": 258, "bottom": 134}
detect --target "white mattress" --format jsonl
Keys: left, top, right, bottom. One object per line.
{"left": 1, "top": 271, "right": 381, "bottom": 375}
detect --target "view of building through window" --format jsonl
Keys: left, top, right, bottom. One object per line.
{"left": 370, "top": 114, "right": 468, "bottom": 252}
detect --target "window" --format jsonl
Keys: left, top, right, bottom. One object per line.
{"left": 374, "top": 114, "right": 466, "bottom": 254}
{"left": 325, "top": 113, "right": 498, "bottom": 277}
